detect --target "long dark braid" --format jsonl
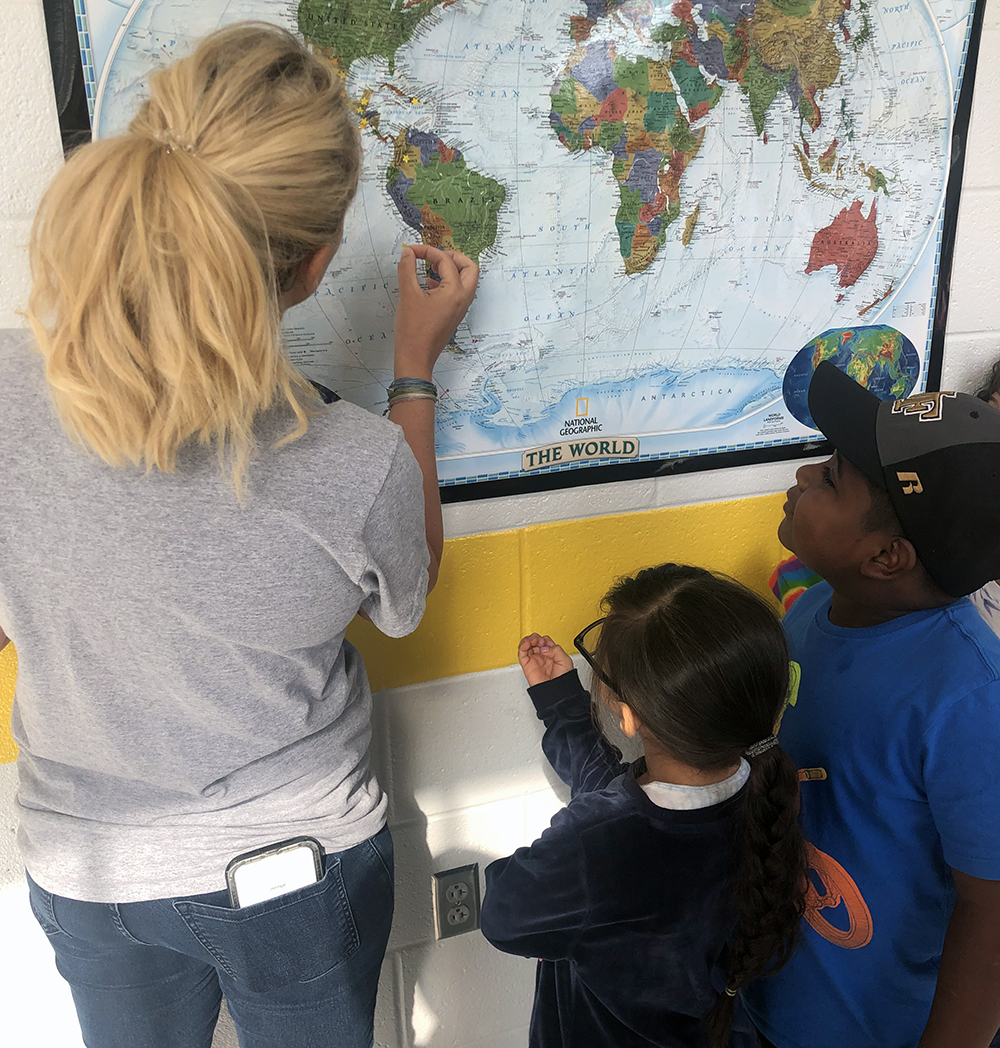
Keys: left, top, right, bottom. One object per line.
{"left": 593, "top": 564, "right": 808, "bottom": 1048}
{"left": 706, "top": 746, "right": 807, "bottom": 1047}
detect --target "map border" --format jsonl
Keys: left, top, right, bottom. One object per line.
{"left": 72, "top": 0, "right": 982, "bottom": 504}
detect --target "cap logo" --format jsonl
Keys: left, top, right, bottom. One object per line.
{"left": 897, "top": 471, "right": 923, "bottom": 495}
{"left": 890, "top": 391, "right": 957, "bottom": 422}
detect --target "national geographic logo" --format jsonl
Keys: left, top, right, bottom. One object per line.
{"left": 559, "top": 399, "right": 603, "bottom": 437}
{"left": 522, "top": 437, "right": 640, "bottom": 471}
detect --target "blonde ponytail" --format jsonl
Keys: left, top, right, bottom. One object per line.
{"left": 26, "top": 23, "right": 361, "bottom": 493}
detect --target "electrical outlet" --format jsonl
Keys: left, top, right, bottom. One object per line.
{"left": 432, "top": 863, "right": 481, "bottom": 940}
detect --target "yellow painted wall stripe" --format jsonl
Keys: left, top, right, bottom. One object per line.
{"left": 349, "top": 526, "right": 523, "bottom": 692}
{"left": 517, "top": 494, "right": 785, "bottom": 674}
{"left": 0, "top": 643, "right": 17, "bottom": 763}
{"left": 0, "top": 493, "right": 787, "bottom": 762}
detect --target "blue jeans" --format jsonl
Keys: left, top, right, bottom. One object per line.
{"left": 27, "top": 826, "right": 394, "bottom": 1048}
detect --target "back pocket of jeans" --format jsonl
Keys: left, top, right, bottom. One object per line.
{"left": 173, "top": 857, "right": 359, "bottom": 992}
{"left": 27, "top": 877, "right": 65, "bottom": 938}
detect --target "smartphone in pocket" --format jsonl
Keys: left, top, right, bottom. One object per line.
{"left": 225, "top": 837, "right": 323, "bottom": 908}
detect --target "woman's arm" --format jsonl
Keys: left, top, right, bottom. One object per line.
{"left": 388, "top": 395, "right": 442, "bottom": 590}
{"left": 390, "top": 244, "right": 478, "bottom": 592}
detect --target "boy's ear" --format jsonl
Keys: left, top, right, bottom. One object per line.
{"left": 860, "top": 534, "right": 919, "bottom": 582}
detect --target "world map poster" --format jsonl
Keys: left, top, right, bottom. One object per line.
{"left": 74, "top": 0, "right": 983, "bottom": 495}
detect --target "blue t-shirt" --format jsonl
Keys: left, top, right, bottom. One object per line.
{"left": 745, "top": 582, "right": 1000, "bottom": 1048}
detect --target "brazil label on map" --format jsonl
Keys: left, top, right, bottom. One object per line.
{"left": 80, "top": 0, "right": 979, "bottom": 487}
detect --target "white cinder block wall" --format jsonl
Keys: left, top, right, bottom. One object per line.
{"left": 1, "top": 3, "right": 999, "bottom": 1046}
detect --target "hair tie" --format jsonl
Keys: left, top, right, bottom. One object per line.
{"left": 744, "top": 734, "right": 779, "bottom": 759}
{"left": 724, "top": 985, "right": 738, "bottom": 997}
{"left": 153, "top": 128, "right": 197, "bottom": 155}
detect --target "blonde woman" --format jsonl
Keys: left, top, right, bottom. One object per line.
{"left": 0, "top": 23, "right": 477, "bottom": 1048}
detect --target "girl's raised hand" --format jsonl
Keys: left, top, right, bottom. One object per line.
{"left": 394, "top": 243, "right": 479, "bottom": 379}
{"left": 518, "top": 633, "right": 574, "bottom": 687}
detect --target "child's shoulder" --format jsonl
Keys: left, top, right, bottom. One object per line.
{"left": 968, "top": 580, "right": 1000, "bottom": 641}
{"left": 539, "top": 777, "right": 652, "bottom": 849}
{"left": 939, "top": 597, "right": 1000, "bottom": 682}
{"left": 556, "top": 770, "right": 741, "bottom": 840}
{"left": 785, "top": 586, "right": 1000, "bottom": 710}
{"left": 892, "top": 596, "right": 1000, "bottom": 683}
{"left": 560, "top": 779, "right": 636, "bottom": 827}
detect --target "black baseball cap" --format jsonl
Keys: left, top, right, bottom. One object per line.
{"left": 808, "top": 360, "right": 1000, "bottom": 598}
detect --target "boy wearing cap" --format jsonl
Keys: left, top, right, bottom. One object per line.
{"left": 745, "top": 361, "right": 1000, "bottom": 1048}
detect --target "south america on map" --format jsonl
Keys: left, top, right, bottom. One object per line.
{"left": 84, "top": 0, "right": 977, "bottom": 486}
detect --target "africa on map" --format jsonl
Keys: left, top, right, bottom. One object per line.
{"left": 82, "top": 0, "right": 979, "bottom": 488}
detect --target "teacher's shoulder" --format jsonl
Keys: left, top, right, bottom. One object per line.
{"left": 264, "top": 394, "right": 414, "bottom": 500}
{"left": 0, "top": 327, "right": 44, "bottom": 379}
{"left": 0, "top": 329, "right": 51, "bottom": 428}
{"left": 311, "top": 397, "right": 406, "bottom": 463}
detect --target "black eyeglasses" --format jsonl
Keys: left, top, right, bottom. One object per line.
{"left": 573, "top": 617, "right": 616, "bottom": 692}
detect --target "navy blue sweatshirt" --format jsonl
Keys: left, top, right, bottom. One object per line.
{"left": 481, "top": 670, "right": 756, "bottom": 1048}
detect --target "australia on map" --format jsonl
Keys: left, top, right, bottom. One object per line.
{"left": 86, "top": 0, "right": 977, "bottom": 486}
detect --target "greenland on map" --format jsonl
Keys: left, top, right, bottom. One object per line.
{"left": 79, "top": 0, "right": 980, "bottom": 488}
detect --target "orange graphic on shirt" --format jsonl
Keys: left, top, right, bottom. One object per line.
{"left": 804, "top": 842, "right": 874, "bottom": 949}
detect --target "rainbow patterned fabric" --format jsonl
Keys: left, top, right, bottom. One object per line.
{"left": 770, "top": 555, "right": 825, "bottom": 612}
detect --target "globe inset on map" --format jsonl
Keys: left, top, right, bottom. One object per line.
{"left": 782, "top": 326, "right": 921, "bottom": 432}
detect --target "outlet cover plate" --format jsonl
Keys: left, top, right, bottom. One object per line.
{"left": 432, "top": 863, "right": 481, "bottom": 940}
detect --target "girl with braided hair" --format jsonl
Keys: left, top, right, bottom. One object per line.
{"left": 481, "top": 563, "right": 808, "bottom": 1048}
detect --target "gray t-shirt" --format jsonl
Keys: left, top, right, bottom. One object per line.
{"left": 0, "top": 329, "right": 428, "bottom": 902}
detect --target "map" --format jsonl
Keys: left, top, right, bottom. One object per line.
{"left": 783, "top": 324, "right": 920, "bottom": 430}
{"left": 76, "top": 0, "right": 981, "bottom": 488}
